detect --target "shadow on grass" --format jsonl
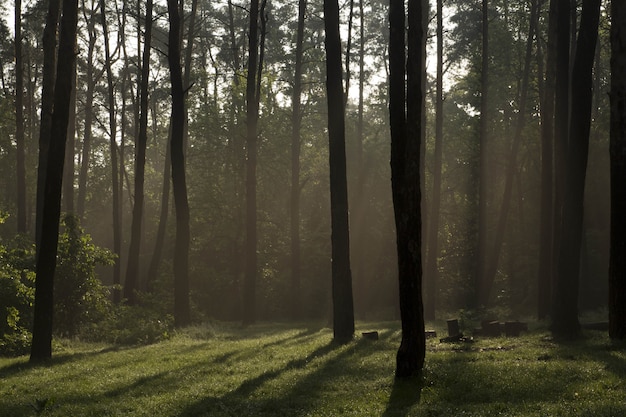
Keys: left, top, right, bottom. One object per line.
{"left": 381, "top": 376, "right": 423, "bottom": 417}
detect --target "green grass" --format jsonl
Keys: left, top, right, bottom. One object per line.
{"left": 1, "top": 321, "right": 625, "bottom": 416}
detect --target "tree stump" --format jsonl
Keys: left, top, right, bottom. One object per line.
{"left": 446, "top": 319, "right": 460, "bottom": 337}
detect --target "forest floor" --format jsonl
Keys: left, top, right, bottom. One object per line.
{"left": 1, "top": 320, "right": 625, "bottom": 417}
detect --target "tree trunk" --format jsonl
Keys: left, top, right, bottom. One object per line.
{"left": 424, "top": 0, "right": 444, "bottom": 321}
{"left": 537, "top": 0, "right": 556, "bottom": 320}
{"left": 30, "top": 0, "right": 79, "bottom": 363}
{"left": 77, "top": 0, "right": 97, "bottom": 219}
{"left": 168, "top": 0, "right": 191, "bottom": 328}
{"left": 609, "top": 0, "right": 626, "bottom": 340}
{"left": 475, "top": 0, "right": 490, "bottom": 307}
{"left": 324, "top": 0, "right": 355, "bottom": 343}
{"left": 243, "top": 0, "right": 260, "bottom": 325}
{"left": 100, "top": 0, "right": 122, "bottom": 305}
{"left": 15, "top": 0, "right": 27, "bottom": 234}
{"left": 389, "top": 0, "right": 426, "bottom": 377}
{"left": 553, "top": 0, "right": 600, "bottom": 338}
{"left": 290, "top": 0, "right": 306, "bottom": 319}
{"left": 124, "top": 0, "right": 153, "bottom": 305}
{"left": 63, "top": 60, "right": 76, "bottom": 214}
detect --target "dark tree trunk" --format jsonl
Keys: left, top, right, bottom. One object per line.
{"left": 290, "top": 0, "right": 306, "bottom": 318}
{"left": 552, "top": 0, "right": 600, "bottom": 338}
{"left": 344, "top": 0, "right": 354, "bottom": 105}
{"left": 324, "top": 0, "right": 355, "bottom": 343}
{"left": 168, "top": 0, "right": 191, "bottom": 328}
{"left": 609, "top": 0, "right": 626, "bottom": 340}
{"left": 482, "top": 0, "right": 538, "bottom": 303}
{"left": 537, "top": 0, "right": 556, "bottom": 320}
{"left": 475, "top": 0, "right": 490, "bottom": 307}
{"left": 100, "top": 0, "right": 121, "bottom": 305}
{"left": 63, "top": 61, "right": 76, "bottom": 214}
{"left": 389, "top": 0, "right": 426, "bottom": 377}
{"left": 424, "top": 0, "right": 444, "bottom": 321}
{"left": 124, "top": 0, "right": 153, "bottom": 305}
{"left": 35, "top": 0, "right": 59, "bottom": 259}
{"left": 30, "top": 0, "right": 79, "bottom": 363}
{"left": 243, "top": 0, "right": 260, "bottom": 325}
{"left": 15, "top": 0, "right": 27, "bottom": 234}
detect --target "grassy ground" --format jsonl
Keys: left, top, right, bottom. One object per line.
{"left": 1, "top": 321, "right": 625, "bottom": 417}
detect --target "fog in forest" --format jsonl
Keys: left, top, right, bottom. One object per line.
{"left": 0, "top": 0, "right": 613, "bottom": 333}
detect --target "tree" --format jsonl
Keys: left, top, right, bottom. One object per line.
{"left": 15, "top": 0, "right": 27, "bottom": 234}
{"left": 124, "top": 0, "right": 153, "bottom": 305}
{"left": 290, "top": 0, "right": 306, "bottom": 318}
{"left": 168, "top": 0, "right": 191, "bottom": 328}
{"left": 30, "top": 0, "right": 79, "bottom": 362}
{"left": 324, "top": 0, "right": 355, "bottom": 343}
{"left": 389, "top": 0, "right": 426, "bottom": 377}
{"left": 552, "top": 0, "right": 601, "bottom": 338}
{"left": 609, "top": 0, "right": 626, "bottom": 340}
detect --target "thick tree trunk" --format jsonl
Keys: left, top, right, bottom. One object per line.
{"left": 609, "top": 0, "right": 626, "bottom": 340}
{"left": 243, "top": 0, "right": 260, "bottom": 325}
{"left": 124, "top": 0, "right": 153, "bottom": 305}
{"left": 553, "top": 0, "right": 600, "bottom": 338}
{"left": 168, "top": 0, "right": 191, "bottom": 328}
{"left": 15, "top": 0, "right": 27, "bottom": 234}
{"left": 63, "top": 62, "right": 76, "bottom": 214}
{"left": 290, "top": 0, "right": 306, "bottom": 318}
{"left": 324, "top": 0, "right": 355, "bottom": 343}
{"left": 30, "top": 0, "right": 79, "bottom": 363}
{"left": 389, "top": 0, "right": 426, "bottom": 377}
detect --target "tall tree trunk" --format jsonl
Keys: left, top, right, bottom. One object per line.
{"left": 243, "top": 0, "right": 260, "bottom": 325}
{"left": 63, "top": 56, "right": 76, "bottom": 214}
{"left": 537, "top": 0, "right": 556, "bottom": 320}
{"left": 168, "top": 0, "right": 191, "bottom": 328}
{"left": 77, "top": 0, "right": 97, "bottom": 219}
{"left": 424, "top": 0, "right": 444, "bottom": 321}
{"left": 390, "top": 0, "right": 426, "bottom": 378}
{"left": 290, "top": 0, "right": 306, "bottom": 319}
{"left": 609, "top": 0, "right": 626, "bottom": 340}
{"left": 100, "top": 0, "right": 122, "bottom": 305}
{"left": 35, "top": 0, "right": 59, "bottom": 257}
{"left": 482, "top": 0, "right": 538, "bottom": 304}
{"left": 475, "top": 0, "right": 490, "bottom": 307}
{"left": 30, "top": 0, "right": 79, "bottom": 363}
{"left": 124, "top": 0, "right": 153, "bottom": 305}
{"left": 324, "top": 0, "right": 355, "bottom": 343}
{"left": 552, "top": 0, "right": 600, "bottom": 338}
{"left": 344, "top": 0, "right": 355, "bottom": 105}
{"left": 15, "top": 0, "right": 27, "bottom": 234}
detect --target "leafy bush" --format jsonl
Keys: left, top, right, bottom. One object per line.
{"left": 54, "top": 215, "right": 115, "bottom": 338}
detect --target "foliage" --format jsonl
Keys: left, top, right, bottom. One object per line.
{"left": 53, "top": 214, "right": 115, "bottom": 338}
{"left": 0, "top": 227, "right": 36, "bottom": 356}
{"left": 0, "top": 322, "right": 625, "bottom": 416}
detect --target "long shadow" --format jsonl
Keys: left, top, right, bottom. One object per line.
{"left": 381, "top": 376, "right": 423, "bottom": 417}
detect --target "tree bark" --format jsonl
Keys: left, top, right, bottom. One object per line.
{"left": 290, "top": 0, "right": 306, "bottom": 318}
{"left": 168, "top": 0, "right": 191, "bottom": 328}
{"left": 30, "top": 0, "right": 79, "bottom": 363}
{"left": 609, "top": 0, "right": 626, "bottom": 340}
{"left": 389, "top": 0, "right": 426, "bottom": 377}
{"left": 63, "top": 60, "right": 76, "bottom": 214}
{"left": 324, "top": 0, "right": 355, "bottom": 343}
{"left": 552, "top": 0, "right": 600, "bottom": 338}
{"left": 124, "top": 0, "right": 153, "bottom": 305}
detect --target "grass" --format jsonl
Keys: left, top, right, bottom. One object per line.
{"left": 1, "top": 321, "right": 625, "bottom": 416}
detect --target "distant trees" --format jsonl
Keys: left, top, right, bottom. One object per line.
{"left": 324, "top": 0, "right": 355, "bottom": 343}
{"left": 609, "top": 0, "right": 626, "bottom": 340}
{"left": 389, "top": 0, "right": 426, "bottom": 377}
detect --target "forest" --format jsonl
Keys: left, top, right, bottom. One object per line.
{"left": 1, "top": 0, "right": 626, "bottom": 396}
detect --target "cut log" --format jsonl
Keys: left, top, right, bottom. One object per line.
{"left": 361, "top": 331, "right": 379, "bottom": 340}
